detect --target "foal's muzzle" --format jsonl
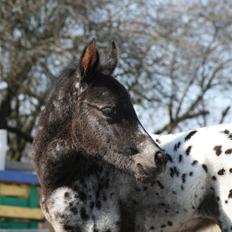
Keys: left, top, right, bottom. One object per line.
{"left": 132, "top": 146, "right": 167, "bottom": 183}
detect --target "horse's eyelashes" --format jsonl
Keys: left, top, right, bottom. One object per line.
{"left": 101, "top": 106, "right": 116, "bottom": 117}
{"left": 81, "top": 102, "right": 116, "bottom": 117}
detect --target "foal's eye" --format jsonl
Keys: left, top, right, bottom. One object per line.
{"left": 101, "top": 106, "right": 115, "bottom": 117}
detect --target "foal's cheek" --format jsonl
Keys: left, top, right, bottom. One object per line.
{"left": 106, "top": 118, "right": 115, "bottom": 124}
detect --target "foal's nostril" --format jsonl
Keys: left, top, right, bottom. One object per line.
{"left": 154, "top": 151, "right": 166, "bottom": 167}
{"left": 136, "top": 162, "right": 144, "bottom": 172}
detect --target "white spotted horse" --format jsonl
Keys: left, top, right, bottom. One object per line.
{"left": 32, "top": 40, "right": 167, "bottom": 232}
{"left": 132, "top": 124, "right": 232, "bottom": 232}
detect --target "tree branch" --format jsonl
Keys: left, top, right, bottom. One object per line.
{"left": 6, "top": 126, "right": 33, "bottom": 143}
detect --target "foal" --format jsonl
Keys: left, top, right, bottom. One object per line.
{"left": 32, "top": 40, "right": 167, "bottom": 232}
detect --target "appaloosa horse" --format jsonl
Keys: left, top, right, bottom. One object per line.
{"left": 32, "top": 40, "right": 167, "bottom": 232}
{"left": 138, "top": 125, "right": 232, "bottom": 232}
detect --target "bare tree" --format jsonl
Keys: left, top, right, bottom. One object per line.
{"left": 0, "top": 0, "right": 112, "bottom": 160}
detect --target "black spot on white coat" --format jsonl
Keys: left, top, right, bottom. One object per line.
{"left": 214, "top": 145, "right": 222, "bottom": 156}
{"left": 185, "top": 130, "right": 197, "bottom": 141}
{"left": 186, "top": 146, "right": 192, "bottom": 156}
{"left": 218, "top": 169, "right": 225, "bottom": 175}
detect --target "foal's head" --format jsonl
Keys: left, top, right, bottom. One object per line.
{"left": 68, "top": 40, "right": 167, "bottom": 182}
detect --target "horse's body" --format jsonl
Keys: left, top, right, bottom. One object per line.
{"left": 32, "top": 40, "right": 167, "bottom": 232}
{"left": 135, "top": 124, "right": 232, "bottom": 232}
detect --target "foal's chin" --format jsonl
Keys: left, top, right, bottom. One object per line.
{"left": 133, "top": 158, "right": 166, "bottom": 183}
{"left": 132, "top": 150, "right": 167, "bottom": 183}
{"left": 136, "top": 168, "right": 164, "bottom": 184}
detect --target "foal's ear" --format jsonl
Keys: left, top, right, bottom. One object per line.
{"left": 101, "top": 41, "right": 119, "bottom": 75}
{"left": 79, "top": 39, "right": 99, "bottom": 80}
